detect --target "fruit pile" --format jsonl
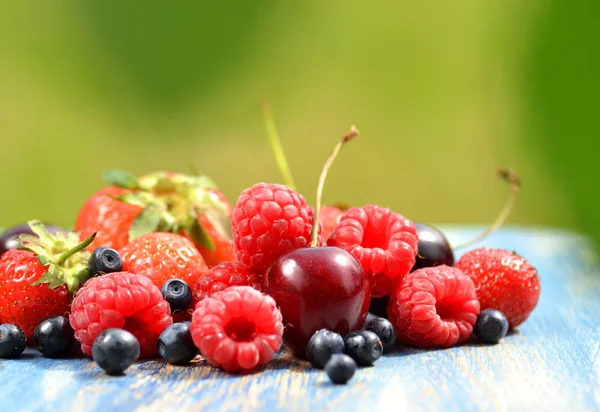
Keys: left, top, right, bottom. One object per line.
{"left": 0, "top": 120, "right": 541, "bottom": 385}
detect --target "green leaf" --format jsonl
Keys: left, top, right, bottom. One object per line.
{"left": 102, "top": 169, "right": 141, "bottom": 190}
{"left": 31, "top": 264, "right": 63, "bottom": 289}
{"left": 37, "top": 255, "right": 50, "bottom": 266}
{"left": 196, "top": 191, "right": 233, "bottom": 243}
{"left": 188, "top": 217, "right": 215, "bottom": 250}
{"left": 129, "top": 204, "right": 163, "bottom": 240}
{"left": 110, "top": 193, "right": 147, "bottom": 208}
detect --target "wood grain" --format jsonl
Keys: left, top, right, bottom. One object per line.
{"left": 0, "top": 227, "right": 598, "bottom": 412}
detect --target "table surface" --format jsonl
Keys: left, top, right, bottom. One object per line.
{"left": 1, "top": 226, "right": 598, "bottom": 412}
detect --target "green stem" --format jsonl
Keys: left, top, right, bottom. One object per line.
{"left": 261, "top": 100, "right": 297, "bottom": 190}
{"left": 311, "top": 126, "right": 360, "bottom": 247}
{"left": 56, "top": 233, "right": 97, "bottom": 265}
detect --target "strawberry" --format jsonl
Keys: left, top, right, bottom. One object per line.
{"left": 0, "top": 221, "right": 95, "bottom": 340}
{"left": 75, "top": 170, "right": 234, "bottom": 266}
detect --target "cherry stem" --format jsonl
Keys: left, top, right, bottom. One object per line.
{"left": 261, "top": 100, "right": 297, "bottom": 191}
{"left": 453, "top": 168, "right": 521, "bottom": 250}
{"left": 310, "top": 126, "right": 360, "bottom": 247}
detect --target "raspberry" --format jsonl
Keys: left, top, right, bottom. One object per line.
{"left": 455, "top": 248, "right": 540, "bottom": 328}
{"left": 190, "top": 286, "right": 283, "bottom": 372}
{"left": 193, "top": 261, "right": 260, "bottom": 302}
{"left": 387, "top": 265, "right": 480, "bottom": 348}
{"left": 320, "top": 205, "right": 345, "bottom": 239}
{"left": 328, "top": 205, "right": 418, "bottom": 297}
{"left": 69, "top": 272, "right": 173, "bottom": 358}
{"left": 232, "top": 183, "right": 321, "bottom": 275}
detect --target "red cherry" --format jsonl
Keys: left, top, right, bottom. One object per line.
{"left": 262, "top": 246, "right": 370, "bottom": 356}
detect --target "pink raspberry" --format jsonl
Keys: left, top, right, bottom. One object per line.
{"left": 231, "top": 183, "right": 321, "bottom": 275}
{"left": 193, "top": 261, "right": 260, "bottom": 302}
{"left": 320, "top": 205, "right": 345, "bottom": 239}
{"left": 387, "top": 265, "right": 480, "bottom": 348}
{"left": 190, "top": 286, "right": 283, "bottom": 372}
{"left": 328, "top": 205, "right": 418, "bottom": 297}
{"left": 69, "top": 272, "right": 173, "bottom": 358}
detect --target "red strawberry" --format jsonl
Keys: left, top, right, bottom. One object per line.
{"left": 75, "top": 170, "right": 234, "bottom": 266}
{"left": 455, "top": 248, "right": 541, "bottom": 328}
{"left": 0, "top": 221, "right": 95, "bottom": 339}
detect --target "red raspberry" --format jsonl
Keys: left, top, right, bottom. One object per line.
{"left": 328, "top": 205, "right": 418, "bottom": 297}
{"left": 193, "top": 261, "right": 260, "bottom": 303}
{"left": 320, "top": 205, "right": 345, "bottom": 239}
{"left": 455, "top": 248, "right": 540, "bottom": 329}
{"left": 388, "top": 265, "right": 480, "bottom": 348}
{"left": 190, "top": 286, "right": 283, "bottom": 372}
{"left": 69, "top": 272, "right": 173, "bottom": 358}
{"left": 232, "top": 183, "right": 321, "bottom": 275}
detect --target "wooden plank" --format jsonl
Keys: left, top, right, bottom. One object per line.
{"left": 0, "top": 227, "right": 598, "bottom": 411}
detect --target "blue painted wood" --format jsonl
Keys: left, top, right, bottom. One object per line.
{"left": 1, "top": 227, "right": 599, "bottom": 411}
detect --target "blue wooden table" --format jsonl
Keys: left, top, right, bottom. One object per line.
{"left": 1, "top": 227, "right": 598, "bottom": 411}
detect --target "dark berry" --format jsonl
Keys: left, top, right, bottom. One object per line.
{"left": 306, "top": 329, "right": 345, "bottom": 369}
{"left": 158, "top": 322, "right": 198, "bottom": 365}
{"left": 368, "top": 296, "right": 389, "bottom": 319}
{"left": 325, "top": 354, "right": 357, "bottom": 384}
{"left": 364, "top": 316, "right": 396, "bottom": 352}
{"left": 89, "top": 247, "right": 122, "bottom": 276}
{"left": 474, "top": 309, "right": 509, "bottom": 344}
{"left": 343, "top": 330, "right": 382, "bottom": 366}
{"left": 92, "top": 328, "right": 140, "bottom": 375}
{"left": 33, "top": 316, "right": 75, "bottom": 358}
{"left": 411, "top": 223, "right": 454, "bottom": 271}
{"left": 0, "top": 324, "right": 26, "bottom": 358}
{"left": 161, "top": 279, "right": 192, "bottom": 312}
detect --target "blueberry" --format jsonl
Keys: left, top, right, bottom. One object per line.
{"left": 343, "top": 330, "right": 382, "bottom": 366}
{"left": 306, "top": 329, "right": 345, "bottom": 369}
{"left": 33, "top": 316, "right": 75, "bottom": 358}
{"left": 89, "top": 247, "right": 122, "bottom": 276}
{"left": 157, "top": 322, "right": 198, "bottom": 365}
{"left": 325, "top": 354, "right": 357, "bottom": 384}
{"left": 474, "top": 309, "right": 509, "bottom": 344}
{"left": 92, "top": 328, "right": 140, "bottom": 375}
{"left": 0, "top": 324, "right": 26, "bottom": 358}
{"left": 160, "top": 279, "right": 192, "bottom": 312}
{"left": 364, "top": 316, "right": 396, "bottom": 352}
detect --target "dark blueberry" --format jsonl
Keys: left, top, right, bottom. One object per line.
{"left": 474, "top": 309, "right": 509, "bottom": 344}
{"left": 92, "top": 328, "right": 140, "bottom": 375}
{"left": 343, "top": 330, "right": 382, "bottom": 366}
{"left": 411, "top": 223, "right": 455, "bottom": 271}
{"left": 325, "top": 354, "right": 357, "bottom": 384}
{"left": 306, "top": 329, "right": 345, "bottom": 369}
{"left": 364, "top": 316, "right": 396, "bottom": 352}
{"left": 0, "top": 223, "right": 63, "bottom": 256}
{"left": 368, "top": 296, "right": 390, "bottom": 319}
{"left": 89, "top": 247, "right": 122, "bottom": 276}
{"left": 160, "top": 279, "right": 192, "bottom": 312}
{"left": 157, "top": 322, "right": 198, "bottom": 365}
{"left": 0, "top": 324, "right": 26, "bottom": 358}
{"left": 33, "top": 316, "right": 75, "bottom": 358}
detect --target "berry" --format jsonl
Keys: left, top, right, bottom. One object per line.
{"left": 92, "top": 328, "right": 140, "bottom": 375}
{"left": 0, "top": 223, "right": 63, "bottom": 257}
{"left": 343, "top": 330, "right": 382, "bottom": 366}
{"left": 75, "top": 171, "right": 234, "bottom": 266}
{"left": 263, "top": 247, "right": 370, "bottom": 356}
{"left": 328, "top": 205, "right": 419, "bottom": 297}
{"left": 161, "top": 279, "right": 193, "bottom": 313}
{"left": 89, "top": 247, "right": 122, "bottom": 276}
{"left": 231, "top": 183, "right": 321, "bottom": 275}
{"left": 320, "top": 205, "right": 345, "bottom": 240}
{"left": 306, "top": 329, "right": 345, "bottom": 369}
{"left": 69, "top": 271, "right": 173, "bottom": 358}
{"left": 455, "top": 248, "right": 541, "bottom": 329}
{"left": 474, "top": 309, "right": 509, "bottom": 344}
{"left": 412, "top": 223, "right": 454, "bottom": 271}
{"left": 364, "top": 316, "right": 396, "bottom": 352}
{"left": 33, "top": 316, "right": 75, "bottom": 358}
{"left": 193, "top": 261, "right": 260, "bottom": 303}
{"left": 190, "top": 286, "right": 283, "bottom": 372}
{"left": 119, "top": 232, "right": 208, "bottom": 291}
{"left": 0, "top": 324, "right": 26, "bottom": 358}
{"left": 325, "top": 354, "right": 356, "bottom": 384}
{"left": 388, "top": 265, "right": 480, "bottom": 348}
{"left": 0, "top": 221, "right": 95, "bottom": 340}
{"left": 157, "top": 322, "right": 198, "bottom": 365}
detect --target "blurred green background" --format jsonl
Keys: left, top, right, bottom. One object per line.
{"left": 1, "top": 1, "right": 598, "bottom": 244}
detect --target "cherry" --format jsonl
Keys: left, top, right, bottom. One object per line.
{"left": 411, "top": 223, "right": 455, "bottom": 271}
{"left": 0, "top": 223, "right": 64, "bottom": 256}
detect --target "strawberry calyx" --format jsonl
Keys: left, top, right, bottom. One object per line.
{"left": 16, "top": 220, "right": 96, "bottom": 294}
{"left": 102, "top": 169, "right": 231, "bottom": 250}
